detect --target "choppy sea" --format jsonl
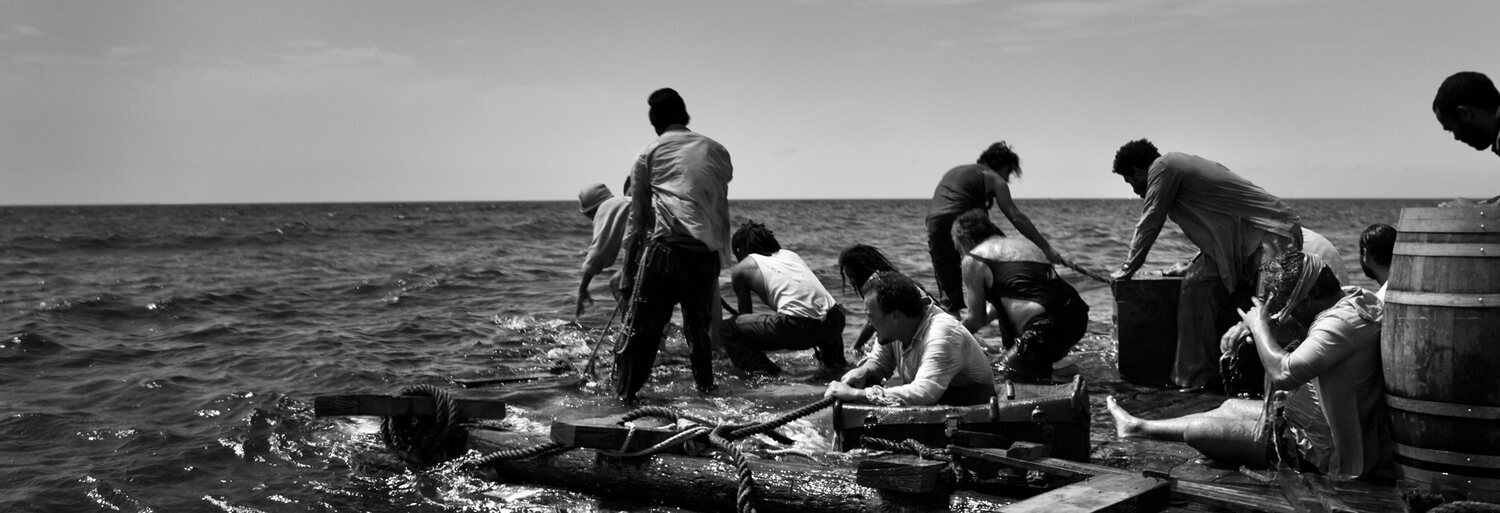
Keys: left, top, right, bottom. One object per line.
{"left": 0, "top": 198, "right": 1433, "bottom": 512}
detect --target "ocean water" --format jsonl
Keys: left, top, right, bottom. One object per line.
{"left": 0, "top": 198, "right": 1432, "bottom": 512}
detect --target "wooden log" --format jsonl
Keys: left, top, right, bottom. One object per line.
{"left": 313, "top": 394, "right": 507, "bottom": 419}
{"left": 468, "top": 430, "right": 953, "bottom": 513}
{"left": 1001, "top": 473, "right": 1172, "bottom": 513}
{"left": 856, "top": 454, "right": 948, "bottom": 493}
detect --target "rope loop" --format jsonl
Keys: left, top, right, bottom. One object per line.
{"left": 380, "top": 384, "right": 466, "bottom": 466}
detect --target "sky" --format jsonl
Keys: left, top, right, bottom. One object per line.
{"left": 0, "top": 0, "right": 1495, "bottom": 205}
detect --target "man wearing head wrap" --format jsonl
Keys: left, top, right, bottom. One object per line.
{"left": 1107, "top": 253, "right": 1390, "bottom": 479}
{"left": 615, "top": 88, "right": 733, "bottom": 402}
{"left": 574, "top": 183, "right": 631, "bottom": 317}
{"left": 1109, "top": 139, "right": 1302, "bottom": 391}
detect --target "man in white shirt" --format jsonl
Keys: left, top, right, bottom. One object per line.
{"left": 574, "top": 183, "right": 630, "bottom": 317}
{"left": 825, "top": 271, "right": 995, "bottom": 406}
{"left": 722, "top": 221, "right": 846, "bottom": 374}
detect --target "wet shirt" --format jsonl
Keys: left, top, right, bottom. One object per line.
{"left": 1124, "top": 152, "right": 1300, "bottom": 289}
{"left": 966, "top": 254, "right": 1081, "bottom": 314}
{"left": 1281, "top": 286, "right": 1386, "bottom": 478}
{"left": 1300, "top": 227, "right": 1347, "bottom": 286}
{"left": 857, "top": 305, "right": 995, "bottom": 406}
{"left": 582, "top": 196, "right": 631, "bottom": 275}
{"left": 746, "top": 250, "right": 836, "bottom": 320}
{"left": 927, "top": 164, "right": 993, "bottom": 222}
{"left": 625, "top": 125, "right": 734, "bottom": 267}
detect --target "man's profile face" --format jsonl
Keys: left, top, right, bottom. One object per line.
{"left": 1436, "top": 106, "right": 1495, "bottom": 151}
{"left": 1122, "top": 168, "right": 1148, "bottom": 198}
{"left": 863, "top": 294, "right": 899, "bottom": 344}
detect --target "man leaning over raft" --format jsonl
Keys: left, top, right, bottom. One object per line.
{"left": 825, "top": 271, "right": 996, "bottom": 406}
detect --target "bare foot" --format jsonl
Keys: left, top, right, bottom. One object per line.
{"left": 1106, "top": 396, "right": 1145, "bottom": 438}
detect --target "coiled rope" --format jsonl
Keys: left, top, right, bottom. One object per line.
{"left": 380, "top": 384, "right": 467, "bottom": 466}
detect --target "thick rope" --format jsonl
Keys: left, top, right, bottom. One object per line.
{"left": 464, "top": 440, "right": 570, "bottom": 467}
{"left": 710, "top": 424, "right": 758, "bottom": 513}
{"left": 381, "top": 384, "right": 465, "bottom": 466}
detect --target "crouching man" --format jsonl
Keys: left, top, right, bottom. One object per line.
{"left": 722, "top": 221, "right": 847, "bottom": 374}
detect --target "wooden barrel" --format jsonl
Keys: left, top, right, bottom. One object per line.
{"left": 1112, "top": 276, "right": 1181, "bottom": 386}
{"left": 1384, "top": 207, "right": 1500, "bottom": 501}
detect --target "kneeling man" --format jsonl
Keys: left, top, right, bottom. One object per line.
{"left": 825, "top": 271, "right": 996, "bottom": 406}
{"left": 723, "top": 221, "right": 847, "bottom": 374}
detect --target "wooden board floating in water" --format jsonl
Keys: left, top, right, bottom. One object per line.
{"left": 312, "top": 394, "right": 507, "bottom": 419}
{"left": 451, "top": 371, "right": 568, "bottom": 387}
{"left": 1000, "top": 472, "right": 1172, "bottom": 513}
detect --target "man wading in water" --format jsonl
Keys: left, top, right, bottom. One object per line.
{"left": 616, "top": 88, "right": 733, "bottom": 403}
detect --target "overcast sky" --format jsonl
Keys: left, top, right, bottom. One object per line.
{"left": 0, "top": 0, "right": 1495, "bottom": 205}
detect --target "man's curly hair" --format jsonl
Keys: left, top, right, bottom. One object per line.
{"left": 1112, "top": 139, "right": 1160, "bottom": 177}
{"left": 731, "top": 220, "right": 780, "bottom": 261}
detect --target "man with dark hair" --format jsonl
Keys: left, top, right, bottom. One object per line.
{"left": 952, "top": 209, "right": 1088, "bottom": 382}
{"left": 1110, "top": 138, "right": 1302, "bottom": 392}
{"left": 1434, "top": 71, "right": 1500, "bottom": 157}
{"left": 824, "top": 271, "right": 995, "bottom": 406}
{"left": 1432, "top": 72, "right": 1500, "bottom": 206}
{"left": 616, "top": 87, "right": 733, "bottom": 402}
{"left": 1359, "top": 223, "right": 1396, "bottom": 300}
{"left": 926, "top": 142, "right": 1063, "bottom": 314}
{"left": 575, "top": 183, "right": 630, "bottom": 317}
{"left": 721, "top": 221, "right": 847, "bottom": 374}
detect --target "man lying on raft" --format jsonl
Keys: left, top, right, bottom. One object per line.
{"left": 951, "top": 210, "right": 1088, "bottom": 383}
{"left": 824, "top": 271, "right": 995, "bottom": 406}
{"left": 721, "top": 221, "right": 847, "bottom": 375}
{"left": 837, "top": 244, "right": 936, "bottom": 355}
{"left": 1107, "top": 252, "right": 1388, "bottom": 478}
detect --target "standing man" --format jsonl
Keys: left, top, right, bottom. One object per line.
{"left": 616, "top": 88, "right": 733, "bottom": 403}
{"left": 926, "top": 142, "right": 1063, "bottom": 314}
{"left": 575, "top": 183, "right": 630, "bottom": 317}
{"left": 1110, "top": 139, "right": 1301, "bottom": 392}
{"left": 722, "top": 221, "right": 847, "bottom": 375}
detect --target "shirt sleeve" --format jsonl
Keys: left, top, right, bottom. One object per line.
{"left": 880, "top": 329, "right": 963, "bottom": 406}
{"left": 582, "top": 202, "right": 628, "bottom": 274}
{"left": 1281, "top": 309, "right": 1364, "bottom": 384}
{"left": 1123, "top": 159, "right": 1182, "bottom": 274}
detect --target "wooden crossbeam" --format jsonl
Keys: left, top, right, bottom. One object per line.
{"left": 313, "top": 394, "right": 507, "bottom": 419}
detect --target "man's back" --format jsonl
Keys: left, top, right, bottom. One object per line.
{"left": 745, "top": 250, "right": 835, "bottom": 320}
{"left": 636, "top": 127, "right": 734, "bottom": 264}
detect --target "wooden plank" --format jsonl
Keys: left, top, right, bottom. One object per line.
{"left": 855, "top": 454, "right": 948, "bottom": 493}
{"left": 1001, "top": 473, "right": 1172, "bottom": 513}
{"left": 1275, "top": 467, "right": 1326, "bottom": 513}
{"left": 548, "top": 416, "right": 696, "bottom": 455}
{"left": 451, "top": 371, "right": 565, "bottom": 387}
{"left": 950, "top": 429, "right": 1011, "bottom": 449}
{"left": 950, "top": 447, "right": 1297, "bottom": 513}
{"left": 1302, "top": 474, "right": 1357, "bottom": 513}
{"left": 313, "top": 394, "right": 507, "bottom": 418}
